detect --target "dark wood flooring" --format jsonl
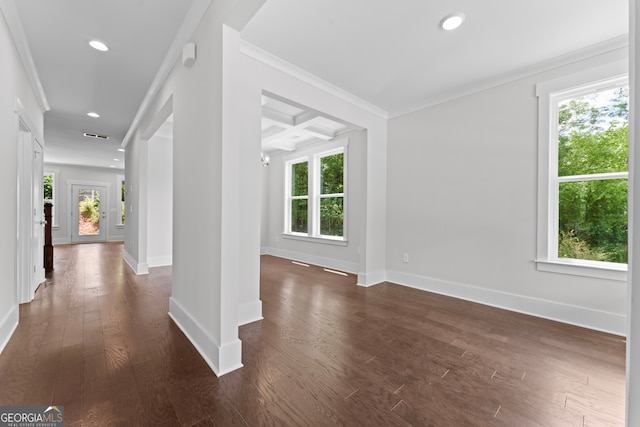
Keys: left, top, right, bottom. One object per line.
{"left": 0, "top": 243, "right": 626, "bottom": 426}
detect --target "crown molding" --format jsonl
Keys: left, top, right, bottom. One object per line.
{"left": 390, "top": 35, "right": 630, "bottom": 119}
{"left": 122, "top": 0, "right": 212, "bottom": 147}
{"left": 0, "top": 0, "right": 49, "bottom": 112}
{"left": 240, "top": 40, "right": 389, "bottom": 120}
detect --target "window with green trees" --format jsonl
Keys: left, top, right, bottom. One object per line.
{"left": 285, "top": 143, "right": 347, "bottom": 240}
{"left": 290, "top": 161, "right": 308, "bottom": 233}
{"left": 319, "top": 152, "right": 344, "bottom": 237}
{"left": 554, "top": 81, "right": 628, "bottom": 264}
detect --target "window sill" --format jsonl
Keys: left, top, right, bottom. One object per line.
{"left": 282, "top": 233, "right": 347, "bottom": 246}
{"left": 535, "top": 259, "right": 627, "bottom": 282}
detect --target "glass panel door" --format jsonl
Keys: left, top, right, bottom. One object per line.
{"left": 71, "top": 184, "right": 107, "bottom": 242}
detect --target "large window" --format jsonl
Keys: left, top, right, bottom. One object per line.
{"left": 285, "top": 141, "right": 347, "bottom": 243}
{"left": 536, "top": 62, "right": 628, "bottom": 280}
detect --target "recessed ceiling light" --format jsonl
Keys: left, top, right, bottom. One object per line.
{"left": 440, "top": 13, "right": 465, "bottom": 31}
{"left": 117, "top": 148, "right": 125, "bottom": 152}
{"left": 87, "top": 112, "right": 100, "bottom": 118}
{"left": 89, "top": 40, "right": 109, "bottom": 52}
{"left": 110, "top": 165, "right": 116, "bottom": 168}
{"left": 113, "top": 158, "right": 120, "bottom": 161}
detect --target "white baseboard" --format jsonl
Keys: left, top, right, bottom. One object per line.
{"left": 0, "top": 304, "right": 19, "bottom": 354}
{"left": 53, "top": 237, "right": 70, "bottom": 245}
{"left": 357, "top": 270, "right": 386, "bottom": 287}
{"left": 168, "top": 297, "right": 243, "bottom": 376}
{"left": 386, "top": 270, "right": 627, "bottom": 337}
{"left": 148, "top": 255, "right": 172, "bottom": 268}
{"left": 262, "top": 246, "right": 359, "bottom": 274}
{"left": 108, "top": 236, "right": 124, "bottom": 242}
{"left": 238, "top": 300, "right": 263, "bottom": 326}
{"left": 123, "top": 249, "right": 149, "bottom": 275}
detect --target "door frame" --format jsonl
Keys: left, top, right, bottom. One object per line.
{"left": 15, "top": 100, "right": 45, "bottom": 304}
{"left": 67, "top": 180, "right": 111, "bottom": 243}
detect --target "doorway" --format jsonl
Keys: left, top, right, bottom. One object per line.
{"left": 71, "top": 184, "right": 107, "bottom": 242}
{"left": 16, "top": 113, "right": 45, "bottom": 304}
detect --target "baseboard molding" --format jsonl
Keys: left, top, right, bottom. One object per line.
{"left": 262, "top": 246, "right": 359, "bottom": 274}
{"left": 148, "top": 255, "right": 172, "bottom": 268}
{"left": 357, "top": 270, "right": 386, "bottom": 287}
{"left": 238, "top": 300, "right": 263, "bottom": 326}
{"left": 108, "top": 236, "right": 124, "bottom": 242}
{"left": 122, "top": 249, "right": 149, "bottom": 275}
{"left": 53, "top": 237, "right": 70, "bottom": 245}
{"left": 168, "top": 297, "right": 243, "bottom": 376}
{"left": 386, "top": 270, "right": 627, "bottom": 336}
{"left": 0, "top": 304, "right": 19, "bottom": 354}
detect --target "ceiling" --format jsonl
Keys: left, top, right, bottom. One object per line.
{"left": 242, "top": 0, "right": 629, "bottom": 117}
{"left": 13, "top": 0, "right": 194, "bottom": 170}
{"left": 262, "top": 94, "right": 358, "bottom": 154}
{"left": 9, "top": 0, "right": 629, "bottom": 169}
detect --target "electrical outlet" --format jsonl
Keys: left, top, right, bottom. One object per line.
{"left": 402, "top": 253, "right": 409, "bottom": 263}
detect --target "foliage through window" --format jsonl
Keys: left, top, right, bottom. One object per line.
{"left": 285, "top": 143, "right": 347, "bottom": 241}
{"left": 117, "top": 175, "right": 125, "bottom": 226}
{"left": 553, "top": 80, "right": 628, "bottom": 264}
{"left": 43, "top": 170, "right": 58, "bottom": 227}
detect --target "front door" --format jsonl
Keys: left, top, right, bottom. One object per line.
{"left": 71, "top": 184, "right": 107, "bottom": 242}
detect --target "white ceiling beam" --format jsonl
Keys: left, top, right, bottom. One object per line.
{"left": 262, "top": 108, "right": 295, "bottom": 127}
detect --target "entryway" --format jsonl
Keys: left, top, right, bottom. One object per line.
{"left": 71, "top": 184, "right": 107, "bottom": 243}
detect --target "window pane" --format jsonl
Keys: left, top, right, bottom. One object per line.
{"left": 43, "top": 174, "right": 53, "bottom": 200}
{"left": 320, "top": 197, "right": 343, "bottom": 236}
{"left": 291, "top": 162, "right": 308, "bottom": 196}
{"left": 78, "top": 189, "right": 101, "bottom": 236}
{"left": 320, "top": 153, "right": 343, "bottom": 194}
{"left": 558, "top": 86, "right": 628, "bottom": 176}
{"left": 291, "top": 199, "right": 308, "bottom": 233}
{"left": 558, "top": 179, "right": 627, "bottom": 263}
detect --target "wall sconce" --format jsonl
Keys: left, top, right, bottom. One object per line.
{"left": 261, "top": 152, "right": 270, "bottom": 167}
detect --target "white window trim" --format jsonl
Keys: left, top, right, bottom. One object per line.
{"left": 283, "top": 138, "right": 348, "bottom": 243}
{"left": 535, "top": 59, "right": 628, "bottom": 281}
{"left": 43, "top": 167, "right": 59, "bottom": 228}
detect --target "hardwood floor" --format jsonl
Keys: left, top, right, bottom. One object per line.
{"left": 0, "top": 243, "right": 625, "bottom": 426}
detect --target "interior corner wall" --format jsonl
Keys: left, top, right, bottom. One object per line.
{"left": 0, "top": 9, "right": 44, "bottom": 352}
{"left": 45, "top": 164, "right": 125, "bottom": 245}
{"left": 147, "top": 134, "right": 173, "bottom": 267}
{"left": 386, "top": 48, "right": 628, "bottom": 335}
{"left": 240, "top": 50, "right": 388, "bottom": 287}
{"left": 124, "top": 135, "right": 149, "bottom": 275}
{"left": 261, "top": 129, "right": 366, "bottom": 274}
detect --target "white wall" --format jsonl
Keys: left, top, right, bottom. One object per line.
{"left": 147, "top": 134, "right": 173, "bottom": 267}
{"left": 44, "top": 164, "right": 125, "bottom": 244}
{"left": 125, "top": 1, "right": 267, "bottom": 376}
{"left": 0, "top": 9, "right": 44, "bottom": 352}
{"left": 386, "top": 47, "right": 628, "bottom": 335}
{"left": 261, "top": 129, "right": 366, "bottom": 274}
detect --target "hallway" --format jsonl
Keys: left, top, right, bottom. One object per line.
{"left": 0, "top": 243, "right": 626, "bottom": 426}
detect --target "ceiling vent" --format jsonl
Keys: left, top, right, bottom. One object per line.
{"left": 83, "top": 132, "right": 109, "bottom": 140}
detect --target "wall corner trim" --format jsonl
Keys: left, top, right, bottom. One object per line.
{"left": 238, "top": 300, "right": 263, "bottom": 326}
{"left": 0, "top": 304, "right": 19, "bottom": 353}
{"left": 168, "top": 297, "right": 243, "bottom": 376}
{"left": 122, "top": 249, "right": 149, "bottom": 275}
